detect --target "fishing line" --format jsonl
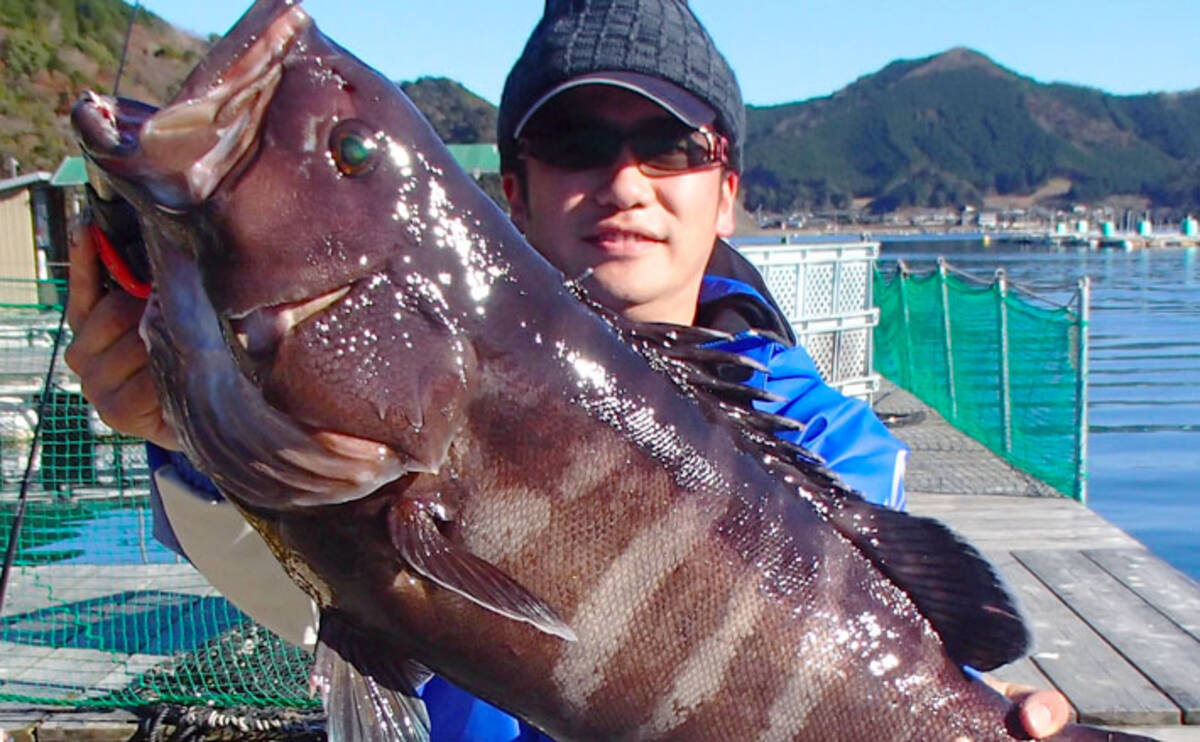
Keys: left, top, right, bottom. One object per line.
{"left": 0, "top": 2, "right": 141, "bottom": 615}
{"left": 0, "top": 310, "right": 69, "bottom": 614}
{"left": 114, "top": 1, "right": 142, "bottom": 97}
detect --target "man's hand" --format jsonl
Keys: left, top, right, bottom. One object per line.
{"left": 986, "top": 676, "right": 1072, "bottom": 739}
{"left": 65, "top": 224, "right": 178, "bottom": 450}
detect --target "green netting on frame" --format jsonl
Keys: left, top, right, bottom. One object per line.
{"left": 0, "top": 279, "right": 317, "bottom": 712}
{"left": 874, "top": 262, "right": 1088, "bottom": 500}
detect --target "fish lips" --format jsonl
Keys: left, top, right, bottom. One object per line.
{"left": 229, "top": 284, "right": 353, "bottom": 361}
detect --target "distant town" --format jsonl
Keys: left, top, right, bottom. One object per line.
{"left": 754, "top": 204, "right": 1200, "bottom": 249}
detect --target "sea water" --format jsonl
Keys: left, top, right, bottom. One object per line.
{"left": 880, "top": 239, "right": 1200, "bottom": 579}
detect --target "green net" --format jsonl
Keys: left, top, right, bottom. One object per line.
{"left": 0, "top": 280, "right": 317, "bottom": 712}
{"left": 874, "top": 263, "right": 1087, "bottom": 500}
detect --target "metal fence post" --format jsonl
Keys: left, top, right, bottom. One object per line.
{"left": 897, "top": 260, "right": 915, "bottom": 390}
{"left": 938, "top": 258, "right": 958, "bottom": 420}
{"left": 996, "top": 269, "right": 1012, "bottom": 454}
{"left": 1075, "top": 276, "right": 1091, "bottom": 503}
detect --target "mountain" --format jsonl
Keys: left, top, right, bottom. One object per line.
{"left": 0, "top": 0, "right": 211, "bottom": 173}
{"left": 400, "top": 77, "right": 498, "bottom": 144}
{"left": 741, "top": 47, "right": 1200, "bottom": 212}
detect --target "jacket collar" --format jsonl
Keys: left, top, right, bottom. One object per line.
{"left": 698, "top": 239, "right": 796, "bottom": 345}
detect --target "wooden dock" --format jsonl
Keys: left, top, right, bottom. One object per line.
{"left": 883, "top": 378, "right": 1200, "bottom": 742}
{"left": 911, "top": 494, "right": 1200, "bottom": 740}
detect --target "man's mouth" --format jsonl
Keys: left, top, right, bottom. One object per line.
{"left": 584, "top": 228, "right": 664, "bottom": 255}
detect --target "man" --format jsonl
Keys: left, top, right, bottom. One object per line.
{"left": 65, "top": 0, "right": 1069, "bottom": 739}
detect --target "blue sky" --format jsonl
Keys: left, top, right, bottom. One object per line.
{"left": 141, "top": 1, "right": 1199, "bottom": 106}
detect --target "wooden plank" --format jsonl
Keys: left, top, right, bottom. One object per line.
{"left": 989, "top": 552, "right": 1181, "bottom": 726}
{"left": 908, "top": 494, "right": 1143, "bottom": 552}
{"left": 1085, "top": 548, "right": 1200, "bottom": 641}
{"left": 32, "top": 713, "right": 138, "bottom": 742}
{"left": 1114, "top": 728, "right": 1200, "bottom": 742}
{"left": 965, "top": 533, "right": 1141, "bottom": 554}
{"left": 1016, "top": 549, "right": 1200, "bottom": 723}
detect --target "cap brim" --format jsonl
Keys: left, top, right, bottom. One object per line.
{"left": 512, "top": 71, "right": 717, "bottom": 139}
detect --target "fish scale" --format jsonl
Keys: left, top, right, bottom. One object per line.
{"left": 70, "top": 1, "right": 1162, "bottom": 740}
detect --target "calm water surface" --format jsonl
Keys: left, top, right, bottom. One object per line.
{"left": 881, "top": 239, "right": 1200, "bottom": 579}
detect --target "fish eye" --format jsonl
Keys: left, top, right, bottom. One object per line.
{"left": 329, "top": 120, "right": 379, "bottom": 177}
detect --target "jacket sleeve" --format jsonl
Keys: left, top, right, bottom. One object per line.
{"left": 752, "top": 343, "right": 908, "bottom": 511}
{"left": 419, "top": 677, "right": 553, "bottom": 742}
{"left": 146, "top": 443, "right": 319, "bottom": 648}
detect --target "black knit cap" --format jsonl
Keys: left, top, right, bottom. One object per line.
{"left": 498, "top": 0, "right": 745, "bottom": 171}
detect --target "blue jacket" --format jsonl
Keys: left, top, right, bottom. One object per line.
{"left": 148, "top": 245, "right": 907, "bottom": 742}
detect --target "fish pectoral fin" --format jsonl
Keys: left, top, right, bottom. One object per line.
{"left": 389, "top": 501, "right": 577, "bottom": 642}
{"left": 312, "top": 611, "right": 431, "bottom": 742}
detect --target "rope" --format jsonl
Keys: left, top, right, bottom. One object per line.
{"left": 130, "top": 703, "right": 326, "bottom": 742}
{"left": 879, "top": 258, "right": 1082, "bottom": 312}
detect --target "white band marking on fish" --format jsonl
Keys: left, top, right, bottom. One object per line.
{"left": 759, "top": 657, "right": 824, "bottom": 742}
{"left": 640, "top": 573, "right": 766, "bottom": 737}
{"left": 558, "top": 441, "right": 623, "bottom": 502}
{"left": 552, "top": 498, "right": 716, "bottom": 711}
{"left": 466, "top": 485, "right": 552, "bottom": 565}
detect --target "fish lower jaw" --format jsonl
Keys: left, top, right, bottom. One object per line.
{"left": 75, "top": 92, "right": 121, "bottom": 151}
{"left": 230, "top": 285, "right": 352, "bottom": 357}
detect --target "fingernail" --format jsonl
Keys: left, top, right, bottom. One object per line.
{"left": 1025, "top": 701, "right": 1051, "bottom": 732}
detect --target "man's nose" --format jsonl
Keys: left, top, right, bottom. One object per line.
{"left": 593, "top": 145, "right": 654, "bottom": 209}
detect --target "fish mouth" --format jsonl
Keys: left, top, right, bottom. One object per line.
{"left": 72, "top": 92, "right": 158, "bottom": 160}
{"left": 229, "top": 284, "right": 353, "bottom": 359}
{"left": 71, "top": 2, "right": 311, "bottom": 209}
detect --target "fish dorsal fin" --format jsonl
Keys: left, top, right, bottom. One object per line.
{"left": 618, "top": 316, "right": 1031, "bottom": 671}
{"left": 767, "top": 455, "right": 1031, "bottom": 671}
{"left": 835, "top": 497, "right": 1030, "bottom": 670}
{"left": 617, "top": 318, "right": 813, "bottom": 439}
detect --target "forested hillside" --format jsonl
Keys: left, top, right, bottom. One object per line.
{"left": 400, "top": 77, "right": 497, "bottom": 144}
{"left": 0, "top": 0, "right": 209, "bottom": 172}
{"left": 741, "top": 48, "right": 1200, "bottom": 212}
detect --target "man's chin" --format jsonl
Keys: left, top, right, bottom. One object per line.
{"left": 580, "top": 272, "right": 670, "bottom": 320}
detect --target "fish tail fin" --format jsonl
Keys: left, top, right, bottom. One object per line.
{"left": 311, "top": 613, "right": 431, "bottom": 742}
{"left": 1047, "top": 723, "right": 1163, "bottom": 742}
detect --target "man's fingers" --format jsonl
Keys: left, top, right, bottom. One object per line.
{"left": 66, "top": 224, "right": 103, "bottom": 332}
{"left": 985, "top": 675, "right": 1072, "bottom": 739}
{"left": 71, "top": 326, "right": 148, "bottom": 398}
{"left": 83, "top": 357, "right": 179, "bottom": 450}
{"left": 98, "top": 368, "right": 179, "bottom": 450}
{"left": 1018, "top": 689, "right": 1072, "bottom": 739}
{"left": 64, "top": 290, "right": 145, "bottom": 362}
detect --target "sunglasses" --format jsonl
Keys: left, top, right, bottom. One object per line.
{"left": 517, "top": 118, "right": 730, "bottom": 176}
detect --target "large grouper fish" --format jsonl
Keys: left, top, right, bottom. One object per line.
{"left": 71, "top": 1, "right": 1158, "bottom": 741}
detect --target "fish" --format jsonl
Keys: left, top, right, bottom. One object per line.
{"left": 71, "top": 1, "right": 1161, "bottom": 740}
